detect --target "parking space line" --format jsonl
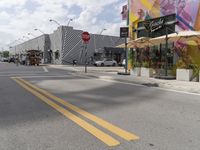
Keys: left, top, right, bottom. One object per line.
{"left": 13, "top": 78, "right": 120, "bottom": 147}
{"left": 17, "top": 77, "right": 139, "bottom": 141}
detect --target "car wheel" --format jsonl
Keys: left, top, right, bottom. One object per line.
{"left": 101, "top": 63, "right": 104, "bottom": 66}
{"left": 112, "top": 63, "right": 116, "bottom": 66}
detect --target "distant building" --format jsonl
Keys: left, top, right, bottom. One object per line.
{"left": 10, "top": 26, "right": 124, "bottom": 65}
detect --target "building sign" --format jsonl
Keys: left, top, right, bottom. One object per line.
{"left": 137, "top": 14, "right": 176, "bottom": 38}
{"left": 144, "top": 18, "right": 165, "bottom": 33}
{"left": 120, "top": 27, "right": 129, "bottom": 38}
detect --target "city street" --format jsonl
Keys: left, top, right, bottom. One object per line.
{"left": 0, "top": 62, "right": 200, "bottom": 150}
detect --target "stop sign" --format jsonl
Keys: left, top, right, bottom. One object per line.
{"left": 82, "top": 32, "right": 90, "bottom": 44}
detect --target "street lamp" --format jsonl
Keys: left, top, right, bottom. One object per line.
{"left": 67, "top": 18, "right": 73, "bottom": 26}
{"left": 18, "top": 38, "right": 25, "bottom": 42}
{"left": 100, "top": 28, "right": 107, "bottom": 35}
{"left": 49, "top": 19, "right": 61, "bottom": 26}
{"left": 28, "top": 33, "right": 36, "bottom": 38}
{"left": 34, "top": 28, "right": 45, "bottom": 34}
{"left": 23, "top": 36, "right": 30, "bottom": 40}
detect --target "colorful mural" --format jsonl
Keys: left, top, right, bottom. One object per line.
{"left": 129, "top": 0, "right": 200, "bottom": 75}
{"left": 129, "top": 0, "right": 200, "bottom": 35}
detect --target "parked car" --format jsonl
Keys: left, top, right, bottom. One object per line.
{"left": 94, "top": 58, "right": 117, "bottom": 66}
{"left": 2, "top": 57, "right": 9, "bottom": 62}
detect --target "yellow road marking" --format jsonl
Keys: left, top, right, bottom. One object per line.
{"left": 17, "top": 77, "right": 139, "bottom": 141}
{"left": 13, "top": 78, "right": 120, "bottom": 147}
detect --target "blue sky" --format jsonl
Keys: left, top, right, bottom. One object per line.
{"left": 0, "top": 0, "right": 127, "bottom": 50}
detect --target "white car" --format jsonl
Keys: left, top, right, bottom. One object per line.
{"left": 94, "top": 59, "right": 117, "bottom": 66}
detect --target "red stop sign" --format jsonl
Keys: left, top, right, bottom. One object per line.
{"left": 82, "top": 32, "right": 90, "bottom": 43}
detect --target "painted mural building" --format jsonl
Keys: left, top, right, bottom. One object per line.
{"left": 129, "top": 0, "right": 200, "bottom": 34}
{"left": 128, "top": 0, "right": 200, "bottom": 79}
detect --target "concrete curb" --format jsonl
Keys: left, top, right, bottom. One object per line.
{"left": 78, "top": 73, "right": 200, "bottom": 95}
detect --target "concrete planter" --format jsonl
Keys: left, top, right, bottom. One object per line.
{"left": 141, "top": 67, "right": 153, "bottom": 77}
{"left": 131, "top": 67, "right": 141, "bottom": 76}
{"left": 176, "top": 69, "right": 193, "bottom": 81}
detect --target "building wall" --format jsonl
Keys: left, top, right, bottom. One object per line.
{"left": 10, "top": 26, "right": 124, "bottom": 65}
{"left": 49, "top": 27, "right": 63, "bottom": 64}
{"left": 50, "top": 26, "right": 124, "bottom": 65}
{"left": 9, "top": 34, "right": 50, "bottom": 63}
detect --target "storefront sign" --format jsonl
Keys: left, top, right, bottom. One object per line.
{"left": 144, "top": 18, "right": 165, "bottom": 32}
{"left": 137, "top": 14, "right": 176, "bottom": 38}
{"left": 120, "top": 27, "right": 129, "bottom": 38}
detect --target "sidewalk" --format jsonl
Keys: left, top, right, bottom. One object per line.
{"left": 49, "top": 65, "right": 200, "bottom": 95}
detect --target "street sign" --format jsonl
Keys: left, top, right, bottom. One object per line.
{"left": 120, "top": 27, "right": 129, "bottom": 38}
{"left": 82, "top": 32, "right": 90, "bottom": 44}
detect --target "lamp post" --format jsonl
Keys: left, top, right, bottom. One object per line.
{"left": 23, "top": 36, "right": 30, "bottom": 40}
{"left": 100, "top": 28, "right": 107, "bottom": 35}
{"left": 34, "top": 28, "right": 45, "bottom": 34}
{"left": 28, "top": 33, "right": 36, "bottom": 38}
{"left": 67, "top": 18, "right": 73, "bottom": 26}
{"left": 49, "top": 19, "right": 61, "bottom": 26}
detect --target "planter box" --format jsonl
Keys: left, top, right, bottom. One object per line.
{"left": 131, "top": 67, "right": 141, "bottom": 76}
{"left": 141, "top": 67, "right": 153, "bottom": 77}
{"left": 176, "top": 69, "right": 193, "bottom": 81}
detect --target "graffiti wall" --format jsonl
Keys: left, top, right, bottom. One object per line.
{"left": 129, "top": 0, "right": 200, "bottom": 67}
{"left": 129, "top": 0, "right": 200, "bottom": 33}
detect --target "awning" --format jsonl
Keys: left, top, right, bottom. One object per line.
{"left": 150, "top": 31, "right": 200, "bottom": 45}
{"left": 116, "top": 37, "right": 152, "bottom": 48}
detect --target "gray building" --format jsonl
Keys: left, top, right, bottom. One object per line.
{"left": 10, "top": 26, "right": 124, "bottom": 65}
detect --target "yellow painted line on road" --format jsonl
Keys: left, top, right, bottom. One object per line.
{"left": 12, "top": 78, "right": 120, "bottom": 147}
{"left": 17, "top": 77, "right": 139, "bottom": 141}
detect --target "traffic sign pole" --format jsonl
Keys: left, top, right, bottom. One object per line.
{"left": 81, "top": 32, "right": 90, "bottom": 73}
{"left": 120, "top": 27, "right": 129, "bottom": 74}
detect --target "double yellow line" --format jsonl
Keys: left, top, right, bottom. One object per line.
{"left": 12, "top": 77, "right": 139, "bottom": 147}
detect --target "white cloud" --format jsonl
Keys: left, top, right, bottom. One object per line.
{"left": 0, "top": 0, "right": 126, "bottom": 50}
{"left": 0, "top": 0, "right": 27, "bottom": 8}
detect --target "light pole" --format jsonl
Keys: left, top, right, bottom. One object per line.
{"left": 67, "top": 18, "right": 73, "bottom": 26}
{"left": 28, "top": 33, "right": 36, "bottom": 38}
{"left": 49, "top": 19, "right": 61, "bottom": 26}
{"left": 100, "top": 28, "right": 107, "bottom": 35}
{"left": 34, "top": 28, "right": 45, "bottom": 34}
{"left": 18, "top": 38, "right": 25, "bottom": 42}
{"left": 23, "top": 36, "right": 30, "bottom": 40}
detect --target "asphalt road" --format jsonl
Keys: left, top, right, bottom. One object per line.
{"left": 0, "top": 62, "right": 200, "bottom": 150}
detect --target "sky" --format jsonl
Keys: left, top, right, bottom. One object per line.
{"left": 0, "top": 0, "right": 127, "bottom": 51}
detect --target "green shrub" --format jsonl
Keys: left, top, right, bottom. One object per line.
{"left": 142, "top": 61, "right": 150, "bottom": 68}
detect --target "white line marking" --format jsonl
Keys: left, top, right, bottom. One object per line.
{"left": 20, "top": 75, "right": 72, "bottom": 78}
{"left": 43, "top": 66, "right": 49, "bottom": 72}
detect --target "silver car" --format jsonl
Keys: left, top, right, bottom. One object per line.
{"left": 94, "top": 58, "right": 117, "bottom": 66}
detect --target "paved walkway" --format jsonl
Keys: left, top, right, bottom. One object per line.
{"left": 49, "top": 65, "right": 200, "bottom": 95}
